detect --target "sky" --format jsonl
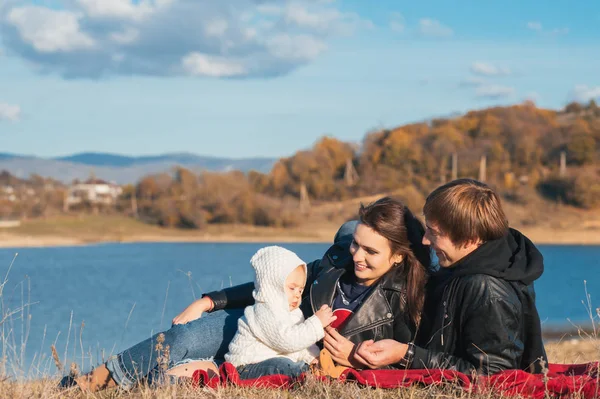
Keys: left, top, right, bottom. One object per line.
{"left": 1, "top": 0, "right": 599, "bottom": 159}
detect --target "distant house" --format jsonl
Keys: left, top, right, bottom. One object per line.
{"left": 1, "top": 185, "right": 16, "bottom": 202}
{"left": 65, "top": 178, "right": 122, "bottom": 208}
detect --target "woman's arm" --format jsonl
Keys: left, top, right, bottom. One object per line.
{"left": 201, "top": 221, "right": 353, "bottom": 312}
{"left": 204, "top": 258, "right": 323, "bottom": 312}
{"left": 172, "top": 296, "right": 215, "bottom": 325}
{"left": 203, "top": 282, "right": 255, "bottom": 311}
{"left": 174, "top": 221, "right": 352, "bottom": 323}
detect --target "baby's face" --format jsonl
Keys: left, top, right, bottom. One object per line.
{"left": 285, "top": 265, "right": 306, "bottom": 311}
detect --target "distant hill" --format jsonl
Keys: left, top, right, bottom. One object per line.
{"left": 0, "top": 153, "right": 20, "bottom": 161}
{"left": 0, "top": 152, "right": 277, "bottom": 184}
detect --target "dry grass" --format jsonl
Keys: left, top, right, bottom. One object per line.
{"left": 0, "top": 377, "right": 497, "bottom": 399}
{"left": 0, "top": 239, "right": 598, "bottom": 398}
{"left": 0, "top": 338, "right": 594, "bottom": 399}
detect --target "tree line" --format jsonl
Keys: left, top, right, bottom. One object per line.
{"left": 2, "top": 100, "right": 599, "bottom": 227}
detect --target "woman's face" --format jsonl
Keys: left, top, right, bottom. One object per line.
{"left": 349, "top": 223, "right": 403, "bottom": 286}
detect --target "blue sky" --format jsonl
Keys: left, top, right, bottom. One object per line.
{"left": 1, "top": 0, "right": 599, "bottom": 159}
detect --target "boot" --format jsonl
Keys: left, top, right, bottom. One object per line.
{"left": 314, "top": 349, "right": 349, "bottom": 379}
{"left": 72, "top": 364, "right": 117, "bottom": 391}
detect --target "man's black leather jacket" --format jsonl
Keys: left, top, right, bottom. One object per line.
{"left": 413, "top": 228, "right": 548, "bottom": 375}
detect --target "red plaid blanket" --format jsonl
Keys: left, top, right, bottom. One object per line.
{"left": 192, "top": 361, "right": 600, "bottom": 398}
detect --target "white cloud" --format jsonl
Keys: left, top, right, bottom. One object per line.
{"left": 7, "top": 6, "right": 95, "bottom": 52}
{"left": 418, "top": 18, "right": 453, "bottom": 38}
{"left": 204, "top": 19, "right": 229, "bottom": 38}
{"left": 0, "top": 103, "right": 21, "bottom": 122}
{"left": 389, "top": 12, "right": 405, "bottom": 33}
{"left": 284, "top": 3, "right": 370, "bottom": 35}
{"left": 0, "top": 0, "right": 368, "bottom": 79}
{"left": 571, "top": 85, "right": 600, "bottom": 102}
{"left": 476, "top": 85, "right": 515, "bottom": 99}
{"left": 527, "top": 21, "right": 569, "bottom": 36}
{"left": 266, "top": 34, "right": 328, "bottom": 62}
{"left": 551, "top": 27, "right": 569, "bottom": 35}
{"left": 284, "top": 4, "right": 338, "bottom": 31}
{"left": 470, "top": 62, "right": 511, "bottom": 77}
{"left": 109, "top": 28, "right": 139, "bottom": 45}
{"left": 459, "top": 76, "right": 485, "bottom": 87}
{"left": 182, "top": 53, "right": 246, "bottom": 78}
{"left": 75, "top": 0, "right": 162, "bottom": 21}
{"left": 527, "top": 21, "right": 542, "bottom": 31}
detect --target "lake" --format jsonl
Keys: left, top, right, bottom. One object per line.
{"left": 0, "top": 241, "right": 598, "bottom": 376}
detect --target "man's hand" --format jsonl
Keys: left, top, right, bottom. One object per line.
{"left": 354, "top": 339, "right": 408, "bottom": 369}
{"left": 323, "top": 326, "right": 363, "bottom": 368}
{"left": 172, "top": 297, "right": 213, "bottom": 325}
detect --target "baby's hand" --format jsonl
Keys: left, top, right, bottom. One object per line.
{"left": 315, "top": 304, "right": 336, "bottom": 327}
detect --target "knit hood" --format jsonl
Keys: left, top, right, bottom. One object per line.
{"left": 251, "top": 246, "right": 307, "bottom": 310}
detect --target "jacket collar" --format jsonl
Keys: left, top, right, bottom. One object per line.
{"left": 308, "top": 246, "right": 405, "bottom": 336}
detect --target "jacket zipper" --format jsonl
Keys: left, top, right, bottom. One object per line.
{"left": 440, "top": 283, "right": 451, "bottom": 347}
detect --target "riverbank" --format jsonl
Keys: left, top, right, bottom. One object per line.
{"left": 1, "top": 216, "right": 600, "bottom": 248}
{"left": 1, "top": 194, "right": 600, "bottom": 248}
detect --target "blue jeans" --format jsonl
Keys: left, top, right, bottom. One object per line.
{"left": 237, "top": 358, "right": 309, "bottom": 379}
{"left": 106, "top": 308, "right": 244, "bottom": 389}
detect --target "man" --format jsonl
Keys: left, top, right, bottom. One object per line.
{"left": 355, "top": 178, "right": 548, "bottom": 375}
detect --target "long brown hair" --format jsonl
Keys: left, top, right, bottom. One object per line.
{"left": 358, "top": 197, "right": 430, "bottom": 326}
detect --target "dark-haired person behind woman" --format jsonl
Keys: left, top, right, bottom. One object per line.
{"left": 63, "top": 197, "right": 430, "bottom": 391}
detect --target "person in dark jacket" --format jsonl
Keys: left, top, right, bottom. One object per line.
{"left": 355, "top": 178, "right": 548, "bottom": 375}
{"left": 198, "top": 197, "right": 431, "bottom": 370}
{"left": 63, "top": 197, "right": 430, "bottom": 391}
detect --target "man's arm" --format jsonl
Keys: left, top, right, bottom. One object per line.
{"left": 355, "top": 298, "right": 522, "bottom": 374}
{"left": 411, "top": 298, "right": 523, "bottom": 375}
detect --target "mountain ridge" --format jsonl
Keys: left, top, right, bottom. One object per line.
{"left": 0, "top": 151, "right": 278, "bottom": 184}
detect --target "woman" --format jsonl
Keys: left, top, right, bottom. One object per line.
{"left": 63, "top": 197, "right": 430, "bottom": 390}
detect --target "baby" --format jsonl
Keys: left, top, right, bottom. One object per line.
{"left": 225, "top": 246, "right": 336, "bottom": 379}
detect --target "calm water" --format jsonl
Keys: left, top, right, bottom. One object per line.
{"left": 0, "top": 242, "right": 598, "bottom": 375}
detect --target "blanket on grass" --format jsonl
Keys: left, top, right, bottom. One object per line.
{"left": 191, "top": 361, "right": 600, "bottom": 398}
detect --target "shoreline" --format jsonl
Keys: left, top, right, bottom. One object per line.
{"left": 2, "top": 228, "right": 600, "bottom": 249}
{"left": 0, "top": 226, "right": 600, "bottom": 248}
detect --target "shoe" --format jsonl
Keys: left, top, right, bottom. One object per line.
{"left": 58, "top": 375, "right": 79, "bottom": 389}
{"left": 316, "top": 349, "right": 349, "bottom": 379}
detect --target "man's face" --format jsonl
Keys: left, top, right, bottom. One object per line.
{"left": 422, "top": 220, "right": 475, "bottom": 268}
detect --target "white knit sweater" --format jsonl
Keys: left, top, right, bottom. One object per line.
{"left": 225, "top": 246, "right": 324, "bottom": 367}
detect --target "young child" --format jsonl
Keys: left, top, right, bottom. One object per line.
{"left": 225, "top": 246, "right": 336, "bottom": 379}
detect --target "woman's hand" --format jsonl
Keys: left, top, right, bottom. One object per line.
{"left": 172, "top": 297, "right": 213, "bottom": 325}
{"left": 323, "top": 326, "right": 363, "bottom": 368}
{"left": 354, "top": 339, "right": 407, "bottom": 369}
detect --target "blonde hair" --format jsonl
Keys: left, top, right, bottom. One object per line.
{"left": 423, "top": 179, "right": 508, "bottom": 246}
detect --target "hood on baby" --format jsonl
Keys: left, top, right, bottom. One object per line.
{"left": 250, "top": 246, "right": 307, "bottom": 306}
